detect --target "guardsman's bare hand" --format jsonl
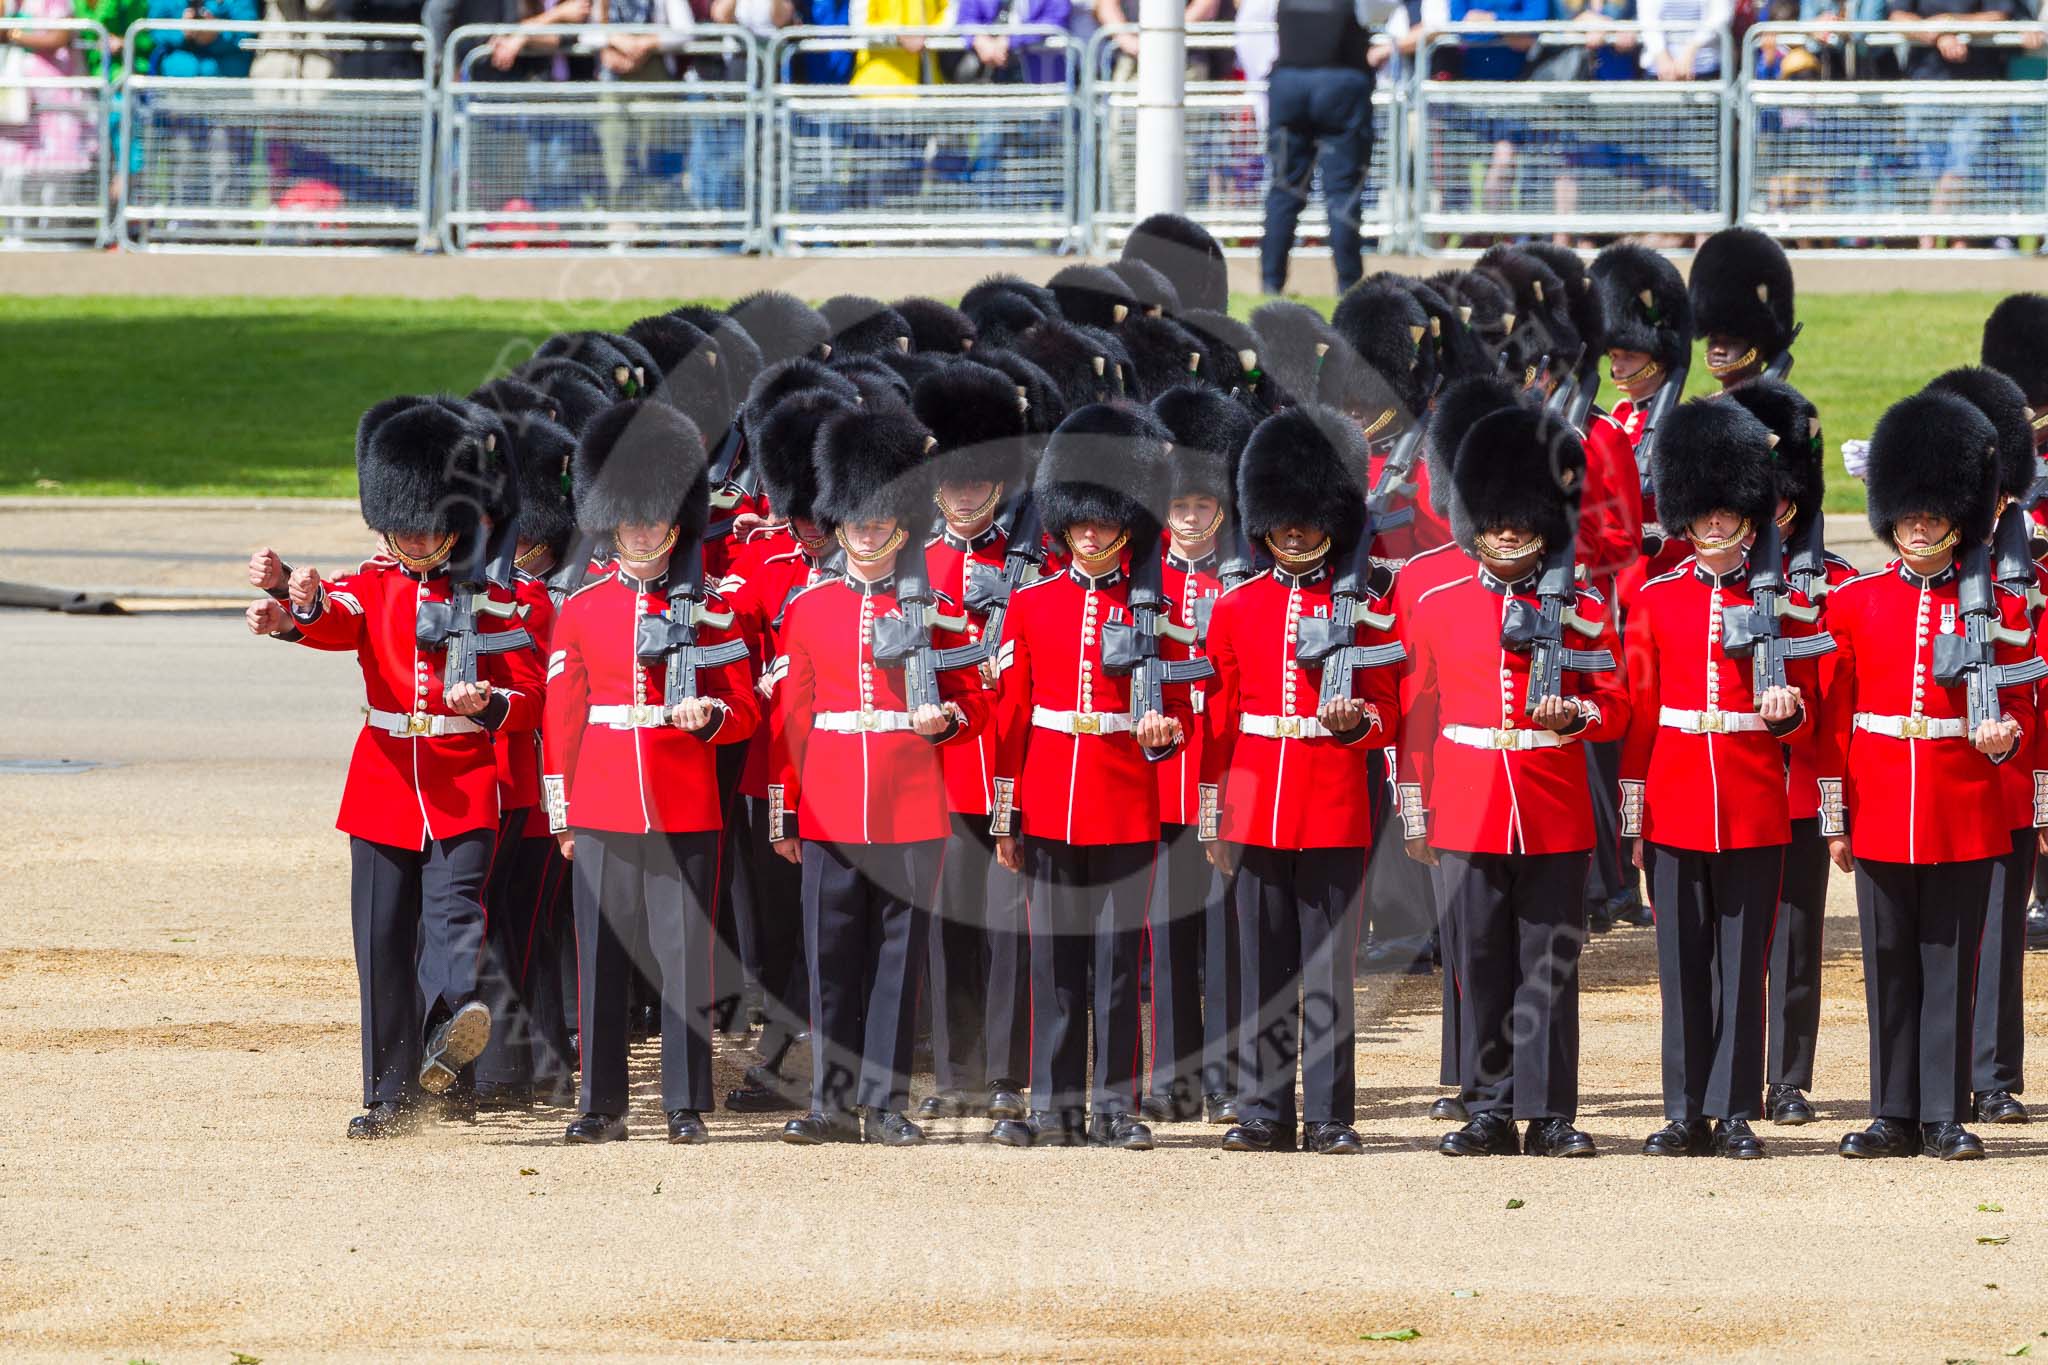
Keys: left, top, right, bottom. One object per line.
{"left": 995, "top": 835, "right": 1022, "bottom": 873}
{"left": 1135, "top": 709, "right": 1182, "bottom": 749}
{"left": 287, "top": 564, "right": 322, "bottom": 612}
{"left": 911, "top": 702, "right": 957, "bottom": 736}
{"left": 246, "top": 599, "right": 290, "bottom": 635}
{"left": 1757, "top": 685, "right": 1800, "bottom": 724}
{"left": 1827, "top": 836, "right": 1853, "bottom": 873}
{"left": 446, "top": 681, "right": 492, "bottom": 717}
{"left": 249, "top": 547, "right": 286, "bottom": 592}
{"left": 1974, "top": 717, "right": 2021, "bottom": 759}
{"left": 1206, "top": 840, "right": 1238, "bottom": 875}
{"left": 772, "top": 836, "right": 802, "bottom": 865}
{"left": 672, "top": 696, "right": 719, "bottom": 732}
{"left": 1405, "top": 835, "right": 1439, "bottom": 866}
{"left": 555, "top": 831, "right": 575, "bottom": 861}
{"left": 1319, "top": 696, "right": 1366, "bottom": 734}
{"left": 1531, "top": 694, "right": 1581, "bottom": 734}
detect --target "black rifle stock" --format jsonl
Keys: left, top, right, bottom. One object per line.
{"left": 634, "top": 536, "right": 750, "bottom": 709}
{"left": 1101, "top": 541, "right": 1216, "bottom": 728}
{"left": 962, "top": 492, "right": 1046, "bottom": 658}
{"left": 1762, "top": 322, "right": 1802, "bottom": 381}
{"left": 417, "top": 506, "right": 534, "bottom": 690}
{"left": 1632, "top": 365, "right": 1688, "bottom": 557}
{"left": 870, "top": 547, "right": 986, "bottom": 714}
{"left": 1720, "top": 513, "right": 1834, "bottom": 695}
{"left": 1292, "top": 524, "right": 1408, "bottom": 707}
{"left": 1931, "top": 542, "right": 2048, "bottom": 731}
{"left": 1499, "top": 541, "right": 1617, "bottom": 717}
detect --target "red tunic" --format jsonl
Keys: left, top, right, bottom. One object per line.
{"left": 1815, "top": 562, "right": 2032, "bottom": 865}
{"left": 1782, "top": 551, "right": 1866, "bottom": 821}
{"left": 769, "top": 571, "right": 993, "bottom": 845}
{"left": 293, "top": 559, "right": 541, "bottom": 849}
{"left": 926, "top": 524, "right": 1009, "bottom": 817}
{"left": 493, "top": 569, "right": 557, "bottom": 839}
{"left": 725, "top": 536, "right": 834, "bottom": 802}
{"left": 541, "top": 567, "right": 759, "bottom": 835}
{"left": 1199, "top": 565, "right": 1400, "bottom": 849}
{"left": 989, "top": 561, "right": 1195, "bottom": 847}
{"left": 1619, "top": 558, "right": 1825, "bottom": 852}
{"left": 1578, "top": 407, "right": 1647, "bottom": 598}
{"left": 1159, "top": 547, "right": 1225, "bottom": 828}
{"left": 1398, "top": 564, "right": 1630, "bottom": 855}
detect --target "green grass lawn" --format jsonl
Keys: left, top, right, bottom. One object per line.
{"left": 0, "top": 289, "right": 2010, "bottom": 508}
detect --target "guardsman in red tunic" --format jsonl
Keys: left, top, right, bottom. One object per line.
{"left": 1982, "top": 294, "right": 2048, "bottom": 955}
{"left": 1145, "top": 384, "right": 1254, "bottom": 1125}
{"left": 1399, "top": 402, "right": 1629, "bottom": 1158}
{"left": 719, "top": 387, "right": 853, "bottom": 1114}
{"left": 1690, "top": 227, "right": 1796, "bottom": 392}
{"left": 988, "top": 403, "right": 1191, "bottom": 1151}
{"left": 245, "top": 396, "right": 536, "bottom": 1138}
{"left": 1718, "top": 378, "right": 1858, "bottom": 1130}
{"left": 1620, "top": 399, "right": 1824, "bottom": 1161}
{"left": 1926, "top": 365, "right": 2048, "bottom": 1130}
{"left": 1819, "top": 391, "right": 2035, "bottom": 1162}
{"left": 1200, "top": 405, "right": 1402, "bottom": 1156}
{"left": 907, "top": 360, "right": 1034, "bottom": 1123}
{"left": 542, "top": 403, "right": 760, "bottom": 1145}
{"left": 768, "top": 405, "right": 993, "bottom": 1147}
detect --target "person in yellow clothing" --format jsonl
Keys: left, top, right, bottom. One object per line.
{"left": 850, "top": 0, "right": 948, "bottom": 86}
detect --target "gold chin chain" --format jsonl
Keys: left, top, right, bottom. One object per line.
{"left": 513, "top": 541, "right": 552, "bottom": 570}
{"left": 1184, "top": 506, "right": 1227, "bottom": 544}
{"left": 1775, "top": 503, "right": 1797, "bottom": 532}
{"left": 385, "top": 532, "right": 455, "bottom": 572}
{"left": 1476, "top": 532, "right": 1545, "bottom": 562}
{"left": 1708, "top": 347, "right": 1760, "bottom": 379}
{"left": 1611, "top": 357, "right": 1663, "bottom": 388}
{"left": 1687, "top": 518, "right": 1753, "bottom": 553}
{"left": 615, "top": 526, "right": 679, "bottom": 565}
{"left": 1895, "top": 528, "right": 1959, "bottom": 559}
{"left": 1064, "top": 528, "right": 1130, "bottom": 565}
{"left": 1264, "top": 534, "right": 1332, "bottom": 570}
{"left": 1361, "top": 408, "right": 1397, "bottom": 440}
{"left": 797, "top": 530, "right": 835, "bottom": 557}
{"left": 935, "top": 484, "right": 1003, "bottom": 525}
{"left": 837, "top": 526, "right": 908, "bottom": 564}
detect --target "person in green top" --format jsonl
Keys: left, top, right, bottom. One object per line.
{"left": 71, "top": 0, "right": 150, "bottom": 76}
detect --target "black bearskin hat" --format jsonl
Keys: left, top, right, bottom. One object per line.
{"left": 515, "top": 358, "right": 611, "bottom": 437}
{"left": 1522, "top": 242, "right": 1603, "bottom": 357}
{"left": 470, "top": 376, "right": 559, "bottom": 430}
{"left": 1426, "top": 375, "right": 1525, "bottom": 518}
{"left": 756, "top": 388, "right": 853, "bottom": 524}
{"left": 1590, "top": 244, "right": 1693, "bottom": 373}
{"left": 1123, "top": 212, "right": 1229, "bottom": 314}
{"left": 1430, "top": 269, "right": 1515, "bottom": 359}
{"left": 819, "top": 295, "right": 914, "bottom": 358}
{"left": 913, "top": 360, "right": 1032, "bottom": 490}
{"left": 1121, "top": 313, "right": 1211, "bottom": 400}
{"left": 1323, "top": 282, "right": 1431, "bottom": 429}
{"left": 1447, "top": 406, "right": 1588, "bottom": 558}
{"left": 1478, "top": 245, "right": 1581, "bottom": 382}
{"left": 1651, "top": 398, "right": 1779, "bottom": 535}
{"left": 1106, "top": 258, "right": 1180, "bottom": 317}
{"left": 1983, "top": 292, "right": 2048, "bottom": 408}
{"left": 571, "top": 400, "right": 709, "bottom": 540}
{"left": 1180, "top": 308, "right": 1263, "bottom": 406}
{"left": 668, "top": 303, "right": 766, "bottom": 406}
{"left": 528, "top": 331, "right": 660, "bottom": 404}
{"left": 1373, "top": 274, "right": 1470, "bottom": 385}
{"left": 832, "top": 353, "right": 914, "bottom": 410}
{"left": 973, "top": 347, "right": 1067, "bottom": 443}
{"left": 812, "top": 404, "right": 936, "bottom": 534}
{"left": 1152, "top": 384, "right": 1254, "bottom": 503}
{"left": 1014, "top": 318, "right": 1122, "bottom": 412}
{"left": 1722, "top": 378, "right": 1824, "bottom": 542}
{"left": 960, "top": 273, "right": 1057, "bottom": 350}
{"left": 624, "top": 313, "right": 725, "bottom": 444}
{"left": 1035, "top": 402, "right": 1171, "bottom": 538}
{"left": 1249, "top": 299, "right": 1337, "bottom": 408}
{"left": 1865, "top": 390, "right": 2000, "bottom": 548}
{"left": 740, "top": 357, "right": 860, "bottom": 448}
{"left": 1048, "top": 263, "right": 1140, "bottom": 331}
{"left": 356, "top": 395, "right": 511, "bottom": 538}
{"left": 1926, "top": 365, "right": 2036, "bottom": 500}
{"left": 892, "top": 296, "right": 978, "bottom": 355}
{"left": 470, "top": 378, "right": 576, "bottom": 551}
{"left": 1237, "top": 404, "right": 1371, "bottom": 552}
{"left": 727, "top": 290, "right": 831, "bottom": 366}
{"left": 1689, "top": 226, "right": 1796, "bottom": 360}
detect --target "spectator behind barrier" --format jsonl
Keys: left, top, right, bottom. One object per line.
{"left": 952, "top": 0, "right": 1072, "bottom": 84}
{"left": 0, "top": 0, "right": 95, "bottom": 221}
{"left": 793, "top": 0, "right": 848, "bottom": 79}
{"left": 1890, "top": 0, "right": 2034, "bottom": 247}
{"left": 1637, "top": 0, "right": 1728, "bottom": 77}
{"left": 145, "top": 0, "right": 260, "bottom": 75}
{"left": 71, "top": 0, "right": 152, "bottom": 73}
{"left": 248, "top": 0, "right": 337, "bottom": 81}
{"left": 849, "top": 0, "right": 947, "bottom": 85}
{"left": 1099, "top": 0, "right": 1233, "bottom": 82}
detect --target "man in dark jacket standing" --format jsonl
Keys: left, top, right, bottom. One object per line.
{"left": 1260, "top": 0, "right": 1381, "bottom": 297}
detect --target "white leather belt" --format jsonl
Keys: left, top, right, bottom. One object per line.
{"left": 1032, "top": 706, "right": 1133, "bottom": 736}
{"left": 364, "top": 707, "right": 483, "bottom": 738}
{"left": 814, "top": 709, "right": 915, "bottom": 733}
{"left": 1659, "top": 705, "right": 1767, "bottom": 735}
{"left": 1240, "top": 713, "right": 1331, "bottom": 740}
{"left": 589, "top": 703, "right": 673, "bottom": 730}
{"left": 1855, "top": 712, "right": 1967, "bottom": 740}
{"left": 1442, "top": 724, "right": 1566, "bottom": 751}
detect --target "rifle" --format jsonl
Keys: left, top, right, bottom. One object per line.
{"left": 1547, "top": 349, "right": 1602, "bottom": 432}
{"left": 1762, "top": 322, "right": 1802, "bottom": 382}
{"left": 1931, "top": 542, "right": 2048, "bottom": 732}
{"left": 870, "top": 544, "right": 987, "bottom": 713}
{"left": 1499, "top": 536, "right": 1617, "bottom": 717}
{"left": 962, "top": 491, "right": 1047, "bottom": 657}
{"left": 1992, "top": 453, "right": 2048, "bottom": 614}
{"left": 1101, "top": 540, "right": 1216, "bottom": 729}
{"left": 1292, "top": 521, "right": 1409, "bottom": 707}
{"left": 1720, "top": 512, "right": 1834, "bottom": 696}
{"left": 633, "top": 535, "right": 751, "bottom": 711}
{"left": 1215, "top": 518, "right": 1262, "bottom": 591}
{"left": 417, "top": 509, "right": 534, "bottom": 691}
{"left": 1364, "top": 397, "right": 1438, "bottom": 535}
{"left": 1632, "top": 365, "right": 1689, "bottom": 557}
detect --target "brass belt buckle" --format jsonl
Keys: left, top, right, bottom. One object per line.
{"left": 407, "top": 712, "right": 432, "bottom": 736}
{"left": 1901, "top": 715, "right": 1928, "bottom": 739}
{"left": 1490, "top": 728, "right": 1516, "bottom": 749}
{"left": 1075, "top": 712, "right": 1102, "bottom": 735}
{"left": 1698, "top": 709, "right": 1725, "bottom": 733}
{"left": 1276, "top": 717, "right": 1300, "bottom": 739}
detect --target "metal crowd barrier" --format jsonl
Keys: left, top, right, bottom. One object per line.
{"left": 764, "top": 25, "right": 1077, "bottom": 251}
{"left": 0, "top": 18, "right": 111, "bottom": 249}
{"left": 1740, "top": 21, "right": 2048, "bottom": 244}
{"left": 117, "top": 20, "right": 434, "bottom": 251}
{"left": 1410, "top": 23, "right": 1733, "bottom": 246}
{"left": 440, "top": 23, "right": 760, "bottom": 253}
{"left": 1082, "top": 22, "right": 1401, "bottom": 257}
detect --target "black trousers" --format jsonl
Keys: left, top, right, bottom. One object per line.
{"left": 1582, "top": 740, "right": 1627, "bottom": 911}
{"left": 928, "top": 813, "right": 1029, "bottom": 1094}
{"left": 1853, "top": 856, "right": 1992, "bottom": 1124}
{"left": 1769, "top": 817, "right": 1830, "bottom": 1092}
{"left": 1648, "top": 843, "right": 1781, "bottom": 1121}
{"left": 349, "top": 829, "right": 492, "bottom": 1105}
{"left": 1203, "top": 860, "right": 1242, "bottom": 1102}
{"left": 476, "top": 809, "right": 575, "bottom": 1091}
{"left": 1023, "top": 836, "right": 1153, "bottom": 1121}
{"left": 802, "top": 838, "right": 940, "bottom": 1119}
{"left": 1438, "top": 848, "right": 1589, "bottom": 1121}
{"left": 1365, "top": 750, "right": 1435, "bottom": 944}
{"left": 1146, "top": 824, "right": 1210, "bottom": 1109}
{"left": 1429, "top": 860, "right": 1462, "bottom": 1091}
{"left": 745, "top": 793, "right": 807, "bottom": 1076}
{"left": 1234, "top": 844, "right": 1367, "bottom": 1126}
{"left": 572, "top": 828, "right": 719, "bottom": 1115}
{"left": 1260, "top": 63, "right": 1374, "bottom": 295}
{"left": 709, "top": 743, "right": 750, "bottom": 1034}
{"left": 1974, "top": 827, "right": 2034, "bottom": 1094}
